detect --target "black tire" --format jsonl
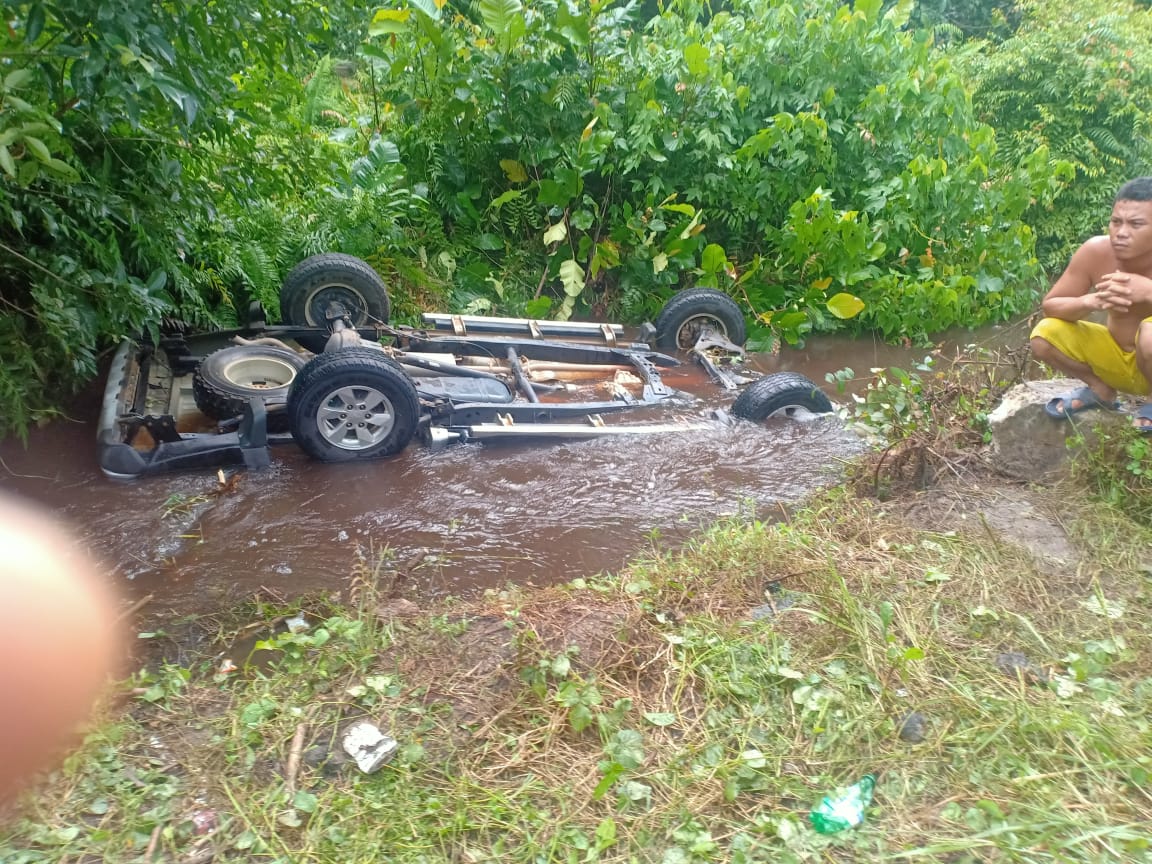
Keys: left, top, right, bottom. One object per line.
{"left": 193, "top": 345, "right": 307, "bottom": 431}
{"left": 280, "top": 253, "right": 391, "bottom": 328}
{"left": 288, "top": 348, "right": 420, "bottom": 462}
{"left": 731, "top": 372, "right": 833, "bottom": 423}
{"left": 653, "top": 288, "right": 746, "bottom": 351}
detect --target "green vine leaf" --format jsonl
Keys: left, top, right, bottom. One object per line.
{"left": 543, "top": 222, "right": 567, "bottom": 245}
{"left": 683, "top": 43, "right": 709, "bottom": 78}
{"left": 499, "top": 159, "right": 527, "bottom": 183}
{"left": 701, "top": 243, "right": 726, "bottom": 274}
{"left": 827, "top": 292, "right": 865, "bottom": 320}
{"left": 559, "top": 258, "right": 585, "bottom": 297}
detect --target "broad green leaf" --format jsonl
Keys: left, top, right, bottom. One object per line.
{"left": 556, "top": 2, "right": 589, "bottom": 48}
{"left": 683, "top": 43, "right": 709, "bottom": 77}
{"left": 700, "top": 244, "right": 726, "bottom": 274}
{"left": 570, "top": 209, "right": 594, "bottom": 231}
{"left": 596, "top": 240, "right": 620, "bottom": 268}
{"left": 559, "top": 259, "right": 585, "bottom": 297}
{"left": 543, "top": 222, "right": 567, "bottom": 245}
{"left": 660, "top": 202, "right": 695, "bottom": 216}
{"left": 23, "top": 135, "right": 51, "bottom": 163}
{"left": 145, "top": 269, "right": 168, "bottom": 293}
{"left": 525, "top": 296, "right": 552, "bottom": 318}
{"left": 741, "top": 749, "right": 767, "bottom": 767}
{"left": 538, "top": 178, "right": 573, "bottom": 208}
{"left": 0, "top": 145, "right": 15, "bottom": 178}
{"left": 678, "top": 210, "right": 703, "bottom": 240}
{"left": 855, "top": 0, "right": 883, "bottom": 22}
{"left": 593, "top": 762, "right": 624, "bottom": 800}
{"left": 43, "top": 158, "right": 79, "bottom": 180}
{"left": 605, "top": 729, "right": 645, "bottom": 770}
{"left": 16, "top": 158, "right": 36, "bottom": 186}
{"left": 569, "top": 703, "right": 593, "bottom": 732}
{"left": 25, "top": 4, "right": 46, "bottom": 43}
{"left": 883, "top": 0, "right": 913, "bottom": 28}
{"left": 488, "top": 189, "right": 521, "bottom": 210}
{"left": 619, "top": 780, "right": 651, "bottom": 802}
{"left": 4, "top": 69, "right": 34, "bottom": 91}
{"left": 499, "top": 13, "right": 526, "bottom": 52}
{"left": 652, "top": 252, "right": 668, "bottom": 274}
{"left": 479, "top": 0, "right": 523, "bottom": 34}
{"left": 15, "top": 122, "right": 54, "bottom": 137}
{"left": 595, "top": 818, "right": 617, "bottom": 848}
{"left": 826, "top": 292, "right": 865, "bottom": 320}
{"left": 643, "top": 712, "right": 676, "bottom": 727}
{"left": 5, "top": 95, "right": 33, "bottom": 113}
{"left": 775, "top": 311, "right": 808, "bottom": 330}
{"left": 369, "top": 9, "right": 412, "bottom": 36}
{"left": 292, "top": 790, "right": 318, "bottom": 813}
{"left": 499, "top": 159, "right": 527, "bottom": 183}
{"left": 408, "top": 0, "right": 443, "bottom": 20}
{"left": 277, "top": 809, "right": 302, "bottom": 828}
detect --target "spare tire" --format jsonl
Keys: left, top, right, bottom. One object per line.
{"left": 731, "top": 372, "right": 833, "bottom": 423}
{"left": 653, "top": 288, "right": 746, "bottom": 351}
{"left": 193, "top": 345, "right": 308, "bottom": 431}
{"left": 287, "top": 348, "right": 420, "bottom": 462}
{"left": 279, "top": 253, "right": 391, "bottom": 328}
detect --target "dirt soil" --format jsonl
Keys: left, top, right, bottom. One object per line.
{"left": 897, "top": 474, "right": 1081, "bottom": 575}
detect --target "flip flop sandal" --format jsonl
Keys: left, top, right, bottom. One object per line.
{"left": 1044, "top": 386, "right": 1119, "bottom": 420}
{"left": 1136, "top": 403, "right": 1152, "bottom": 435}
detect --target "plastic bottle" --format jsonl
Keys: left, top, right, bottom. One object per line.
{"left": 808, "top": 774, "right": 876, "bottom": 834}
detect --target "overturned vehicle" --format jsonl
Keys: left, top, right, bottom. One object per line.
{"left": 99, "top": 253, "right": 834, "bottom": 479}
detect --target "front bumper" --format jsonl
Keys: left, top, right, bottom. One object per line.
{"left": 97, "top": 340, "right": 271, "bottom": 479}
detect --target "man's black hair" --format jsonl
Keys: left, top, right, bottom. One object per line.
{"left": 1116, "top": 177, "right": 1152, "bottom": 202}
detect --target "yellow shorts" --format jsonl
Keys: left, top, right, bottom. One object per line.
{"left": 1030, "top": 317, "right": 1150, "bottom": 395}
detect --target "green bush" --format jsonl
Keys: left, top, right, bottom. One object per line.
{"left": 0, "top": 1, "right": 353, "bottom": 437}
{"left": 338, "top": 0, "right": 1069, "bottom": 346}
{"left": 0, "top": 0, "right": 1084, "bottom": 436}
{"left": 957, "top": 0, "right": 1152, "bottom": 272}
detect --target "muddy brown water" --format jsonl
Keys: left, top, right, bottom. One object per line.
{"left": 0, "top": 323, "right": 1026, "bottom": 618}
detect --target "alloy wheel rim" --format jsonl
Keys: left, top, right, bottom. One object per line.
{"left": 315, "top": 384, "right": 396, "bottom": 450}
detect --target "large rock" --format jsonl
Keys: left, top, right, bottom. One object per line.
{"left": 987, "top": 378, "right": 1131, "bottom": 482}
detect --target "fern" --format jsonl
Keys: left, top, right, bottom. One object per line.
{"left": 550, "top": 77, "right": 583, "bottom": 111}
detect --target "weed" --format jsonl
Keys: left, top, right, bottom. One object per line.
{"left": 3, "top": 488, "right": 1152, "bottom": 862}
{"left": 1068, "top": 422, "right": 1152, "bottom": 526}
{"left": 828, "top": 339, "right": 1030, "bottom": 497}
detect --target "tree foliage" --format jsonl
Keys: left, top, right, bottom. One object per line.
{"left": 336, "top": 0, "right": 1066, "bottom": 346}
{"left": 0, "top": 1, "right": 349, "bottom": 436}
{"left": 956, "top": 0, "right": 1152, "bottom": 271}
{"left": 0, "top": 0, "right": 1101, "bottom": 437}
{"left": 902, "top": 0, "right": 1020, "bottom": 41}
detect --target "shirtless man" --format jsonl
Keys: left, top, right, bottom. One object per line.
{"left": 1030, "top": 176, "right": 1152, "bottom": 431}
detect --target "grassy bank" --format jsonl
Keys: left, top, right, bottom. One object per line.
{"left": 2, "top": 481, "right": 1151, "bottom": 863}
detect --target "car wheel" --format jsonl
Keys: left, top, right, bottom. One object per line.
{"left": 731, "top": 372, "right": 833, "bottom": 423}
{"left": 280, "top": 253, "right": 391, "bottom": 328}
{"left": 653, "top": 288, "right": 746, "bottom": 351}
{"left": 288, "top": 348, "right": 420, "bottom": 462}
{"left": 193, "top": 345, "right": 307, "bottom": 431}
